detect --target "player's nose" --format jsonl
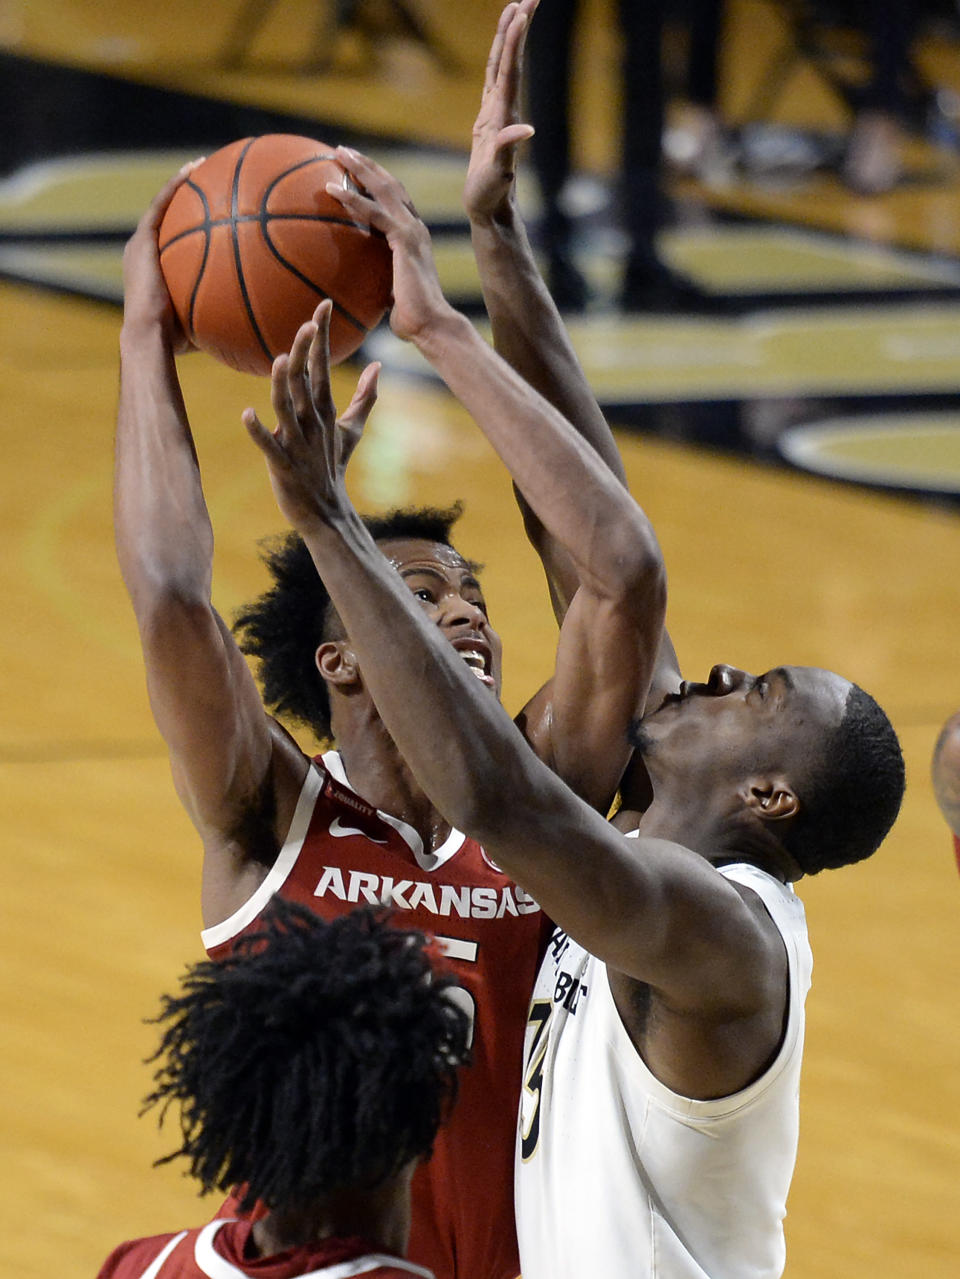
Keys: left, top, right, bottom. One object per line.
{"left": 707, "top": 664, "right": 749, "bottom": 695}
{"left": 441, "top": 593, "right": 487, "bottom": 631}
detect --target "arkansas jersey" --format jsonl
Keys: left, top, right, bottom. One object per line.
{"left": 97, "top": 1220, "right": 434, "bottom": 1279}
{"left": 202, "top": 751, "right": 544, "bottom": 1279}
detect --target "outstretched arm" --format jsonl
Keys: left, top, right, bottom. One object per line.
{"left": 468, "top": 2, "right": 682, "bottom": 743}
{"left": 115, "top": 168, "right": 325, "bottom": 918}
{"left": 466, "top": 0, "right": 626, "bottom": 613}
{"left": 244, "top": 316, "right": 781, "bottom": 1042}
{"left": 327, "top": 148, "right": 665, "bottom": 809}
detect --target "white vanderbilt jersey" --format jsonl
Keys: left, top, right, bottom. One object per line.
{"left": 516, "top": 862, "right": 813, "bottom": 1279}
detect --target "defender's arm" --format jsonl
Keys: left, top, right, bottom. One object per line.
{"left": 331, "top": 148, "right": 666, "bottom": 810}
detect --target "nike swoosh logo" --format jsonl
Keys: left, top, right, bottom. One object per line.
{"left": 328, "top": 815, "right": 389, "bottom": 844}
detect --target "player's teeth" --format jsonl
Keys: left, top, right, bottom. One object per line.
{"left": 460, "top": 650, "right": 485, "bottom": 670}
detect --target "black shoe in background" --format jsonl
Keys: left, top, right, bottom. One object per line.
{"left": 619, "top": 253, "right": 719, "bottom": 314}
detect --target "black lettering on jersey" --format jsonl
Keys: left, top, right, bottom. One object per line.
{"left": 323, "top": 775, "right": 379, "bottom": 820}
{"left": 549, "top": 927, "right": 569, "bottom": 966}
{"left": 554, "top": 971, "right": 588, "bottom": 1014}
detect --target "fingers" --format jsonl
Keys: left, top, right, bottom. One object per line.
{"left": 339, "top": 361, "right": 381, "bottom": 430}
{"left": 143, "top": 157, "right": 206, "bottom": 234}
{"left": 485, "top": 3, "right": 519, "bottom": 96}
{"left": 307, "top": 301, "right": 336, "bottom": 425}
{"left": 284, "top": 316, "right": 317, "bottom": 431}
{"left": 498, "top": 1, "right": 535, "bottom": 103}
{"left": 330, "top": 147, "right": 417, "bottom": 229}
{"left": 336, "top": 361, "right": 381, "bottom": 468}
{"left": 269, "top": 350, "right": 296, "bottom": 439}
{"left": 497, "top": 123, "right": 536, "bottom": 153}
{"left": 241, "top": 405, "right": 279, "bottom": 459}
{"left": 251, "top": 305, "right": 366, "bottom": 455}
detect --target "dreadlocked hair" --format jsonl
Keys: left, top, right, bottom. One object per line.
{"left": 142, "top": 898, "right": 470, "bottom": 1215}
{"left": 232, "top": 503, "right": 469, "bottom": 744}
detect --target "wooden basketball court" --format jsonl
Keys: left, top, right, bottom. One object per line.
{"left": 1, "top": 2, "right": 959, "bottom": 1275}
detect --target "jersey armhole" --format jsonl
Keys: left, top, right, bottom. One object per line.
{"left": 200, "top": 765, "right": 323, "bottom": 951}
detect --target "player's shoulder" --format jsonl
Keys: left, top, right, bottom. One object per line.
{"left": 96, "top": 1229, "right": 194, "bottom": 1279}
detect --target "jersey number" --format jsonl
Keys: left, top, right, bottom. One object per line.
{"left": 435, "top": 934, "right": 477, "bottom": 1050}
{"left": 520, "top": 999, "right": 552, "bottom": 1161}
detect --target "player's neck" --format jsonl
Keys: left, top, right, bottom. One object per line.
{"left": 636, "top": 798, "right": 796, "bottom": 883}
{"left": 332, "top": 720, "right": 454, "bottom": 853}
{"left": 250, "top": 1176, "right": 411, "bottom": 1259}
{"left": 635, "top": 797, "right": 727, "bottom": 852}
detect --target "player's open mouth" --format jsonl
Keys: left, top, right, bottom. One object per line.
{"left": 457, "top": 647, "right": 496, "bottom": 688}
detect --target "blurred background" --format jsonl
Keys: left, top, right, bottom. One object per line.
{"left": 1, "top": 1, "right": 959, "bottom": 1275}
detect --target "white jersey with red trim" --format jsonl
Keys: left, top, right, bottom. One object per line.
{"left": 516, "top": 861, "right": 813, "bottom": 1279}
{"left": 203, "top": 751, "right": 544, "bottom": 1279}
{"left": 97, "top": 1220, "right": 434, "bottom": 1279}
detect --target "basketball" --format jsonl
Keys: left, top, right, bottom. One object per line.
{"left": 158, "top": 134, "right": 393, "bottom": 374}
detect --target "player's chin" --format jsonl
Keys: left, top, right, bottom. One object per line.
{"left": 628, "top": 717, "right": 655, "bottom": 755}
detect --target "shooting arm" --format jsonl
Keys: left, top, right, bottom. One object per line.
{"left": 115, "top": 324, "right": 279, "bottom": 837}
{"left": 115, "top": 173, "right": 286, "bottom": 854}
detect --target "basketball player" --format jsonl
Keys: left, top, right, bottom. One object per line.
{"left": 932, "top": 709, "right": 960, "bottom": 871}
{"left": 96, "top": 899, "right": 469, "bottom": 1279}
{"left": 117, "top": 155, "right": 660, "bottom": 1279}
{"left": 257, "top": 149, "right": 905, "bottom": 1278}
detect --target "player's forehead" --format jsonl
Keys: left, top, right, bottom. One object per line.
{"left": 378, "top": 537, "right": 478, "bottom": 581}
{"left": 775, "top": 665, "right": 850, "bottom": 720}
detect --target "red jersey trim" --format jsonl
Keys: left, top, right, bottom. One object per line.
{"left": 140, "top": 1231, "right": 188, "bottom": 1279}
{"left": 194, "top": 1222, "right": 435, "bottom": 1279}
{"left": 200, "top": 753, "right": 474, "bottom": 953}
{"left": 321, "top": 751, "right": 467, "bottom": 871}
{"left": 953, "top": 833, "right": 960, "bottom": 875}
{"left": 201, "top": 766, "right": 324, "bottom": 951}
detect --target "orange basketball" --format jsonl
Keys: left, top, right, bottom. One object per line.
{"left": 158, "top": 135, "right": 393, "bottom": 374}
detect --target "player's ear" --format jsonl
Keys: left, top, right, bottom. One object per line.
{"left": 316, "top": 640, "right": 361, "bottom": 687}
{"left": 741, "top": 776, "right": 799, "bottom": 823}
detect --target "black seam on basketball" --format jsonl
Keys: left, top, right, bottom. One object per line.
{"left": 263, "top": 214, "right": 377, "bottom": 231}
{"left": 232, "top": 139, "right": 273, "bottom": 365}
{"left": 260, "top": 219, "right": 369, "bottom": 333}
{"left": 161, "top": 213, "right": 375, "bottom": 245}
{"left": 185, "top": 180, "right": 211, "bottom": 343}
{"left": 157, "top": 178, "right": 208, "bottom": 254}
{"left": 262, "top": 154, "right": 337, "bottom": 203}
{"left": 258, "top": 151, "right": 374, "bottom": 332}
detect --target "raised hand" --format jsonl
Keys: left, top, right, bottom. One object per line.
{"left": 243, "top": 299, "right": 380, "bottom": 535}
{"left": 326, "top": 147, "right": 453, "bottom": 345}
{"left": 463, "top": 0, "right": 537, "bottom": 225}
{"left": 121, "top": 159, "right": 204, "bottom": 352}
